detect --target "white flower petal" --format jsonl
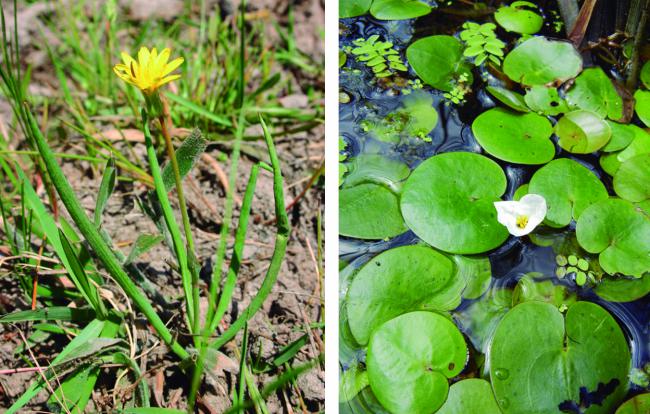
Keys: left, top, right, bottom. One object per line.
{"left": 493, "top": 194, "right": 547, "bottom": 237}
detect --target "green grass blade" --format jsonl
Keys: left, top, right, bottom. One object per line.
{"left": 124, "top": 234, "right": 164, "bottom": 266}
{"left": 163, "top": 91, "right": 232, "bottom": 127}
{"left": 94, "top": 158, "right": 116, "bottom": 227}
{"left": 0, "top": 307, "right": 95, "bottom": 323}
{"left": 209, "top": 116, "right": 289, "bottom": 350}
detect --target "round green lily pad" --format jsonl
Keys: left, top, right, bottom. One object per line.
{"left": 556, "top": 110, "right": 612, "bottom": 154}
{"left": 472, "top": 108, "right": 554, "bottom": 164}
{"left": 369, "top": 0, "right": 432, "bottom": 20}
{"left": 616, "top": 393, "right": 650, "bottom": 414}
{"left": 601, "top": 152, "right": 622, "bottom": 176}
{"left": 595, "top": 275, "right": 650, "bottom": 303}
{"left": 407, "top": 35, "right": 473, "bottom": 92}
{"left": 340, "top": 0, "right": 371, "bottom": 18}
{"left": 619, "top": 128, "right": 650, "bottom": 162}
{"left": 528, "top": 158, "right": 608, "bottom": 227}
{"left": 524, "top": 85, "right": 569, "bottom": 116}
{"left": 346, "top": 245, "right": 456, "bottom": 345}
{"left": 565, "top": 67, "right": 624, "bottom": 120}
{"left": 614, "top": 154, "right": 650, "bottom": 202}
{"left": 503, "top": 37, "right": 582, "bottom": 86}
{"left": 490, "top": 301, "right": 630, "bottom": 414}
{"left": 340, "top": 183, "right": 407, "bottom": 239}
{"left": 576, "top": 198, "right": 650, "bottom": 277}
{"left": 603, "top": 121, "right": 641, "bottom": 152}
{"left": 486, "top": 86, "right": 529, "bottom": 112}
{"left": 437, "top": 379, "right": 501, "bottom": 414}
{"left": 494, "top": 1, "right": 543, "bottom": 34}
{"left": 635, "top": 89, "right": 650, "bottom": 127}
{"left": 401, "top": 152, "right": 509, "bottom": 254}
{"left": 367, "top": 311, "right": 467, "bottom": 414}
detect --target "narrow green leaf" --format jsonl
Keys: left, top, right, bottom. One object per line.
{"left": 94, "top": 158, "right": 116, "bottom": 227}
{"left": 124, "top": 233, "right": 164, "bottom": 265}
{"left": 163, "top": 91, "right": 231, "bottom": 127}
{"left": 0, "top": 307, "right": 95, "bottom": 323}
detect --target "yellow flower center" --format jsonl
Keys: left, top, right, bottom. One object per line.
{"left": 516, "top": 215, "right": 529, "bottom": 229}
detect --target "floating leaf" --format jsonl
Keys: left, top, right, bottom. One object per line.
{"left": 472, "top": 108, "right": 555, "bottom": 164}
{"left": 503, "top": 37, "right": 582, "bottom": 86}
{"left": 340, "top": 0, "right": 371, "bottom": 18}
{"left": 490, "top": 301, "right": 630, "bottom": 414}
{"left": 366, "top": 92, "right": 439, "bottom": 142}
{"left": 367, "top": 311, "right": 467, "bottom": 414}
{"left": 486, "top": 86, "right": 529, "bottom": 112}
{"left": 528, "top": 158, "right": 608, "bottom": 227}
{"left": 614, "top": 154, "right": 650, "bottom": 202}
{"left": 340, "top": 183, "right": 407, "bottom": 239}
{"left": 576, "top": 198, "right": 650, "bottom": 277}
{"left": 494, "top": 1, "right": 544, "bottom": 34}
{"left": 437, "top": 379, "right": 502, "bottom": 414}
{"left": 407, "top": 35, "right": 473, "bottom": 92}
{"left": 369, "top": 0, "right": 432, "bottom": 20}
{"left": 340, "top": 364, "right": 370, "bottom": 403}
{"left": 600, "top": 152, "right": 622, "bottom": 176}
{"left": 401, "top": 152, "right": 509, "bottom": 254}
{"left": 565, "top": 67, "right": 623, "bottom": 120}
{"left": 555, "top": 110, "right": 612, "bottom": 154}
{"left": 346, "top": 245, "right": 456, "bottom": 345}
{"left": 602, "top": 121, "right": 641, "bottom": 152}
{"left": 595, "top": 275, "right": 650, "bottom": 303}
{"left": 344, "top": 154, "right": 410, "bottom": 190}
{"left": 634, "top": 89, "right": 650, "bottom": 127}
{"left": 455, "top": 289, "right": 513, "bottom": 354}
{"left": 524, "top": 85, "right": 569, "bottom": 116}
{"left": 616, "top": 393, "right": 650, "bottom": 414}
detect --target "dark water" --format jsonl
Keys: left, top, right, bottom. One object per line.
{"left": 339, "top": 10, "right": 650, "bottom": 414}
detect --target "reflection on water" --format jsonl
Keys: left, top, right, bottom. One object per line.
{"left": 339, "top": 12, "right": 650, "bottom": 413}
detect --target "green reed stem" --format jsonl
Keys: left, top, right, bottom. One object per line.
{"left": 25, "top": 104, "right": 189, "bottom": 361}
{"left": 142, "top": 110, "right": 195, "bottom": 329}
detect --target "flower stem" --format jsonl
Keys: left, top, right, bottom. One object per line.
{"left": 159, "top": 96, "right": 201, "bottom": 337}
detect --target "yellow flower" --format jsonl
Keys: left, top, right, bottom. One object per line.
{"left": 113, "top": 47, "right": 184, "bottom": 94}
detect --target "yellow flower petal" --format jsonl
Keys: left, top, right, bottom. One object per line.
{"left": 157, "top": 74, "right": 181, "bottom": 87}
{"left": 161, "top": 57, "right": 184, "bottom": 77}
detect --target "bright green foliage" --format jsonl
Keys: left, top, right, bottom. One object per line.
{"left": 351, "top": 35, "right": 408, "bottom": 78}
{"left": 595, "top": 275, "right": 650, "bottom": 303}
{"left": 367, "top": 311, "right": 467, "bottom": 414}
{"left": 401, "top": 152, "right": 508, "bottom": 254}
{"left": 347, "top": 245, "right": 456, "bottom": 345}
{"left": 443, "top": 74, "right": 472, "bottom": 104}
{"left": 565, "top": 67, "right": 624, "bottom": 120}
{"left": 407, "top": 35, "right": 474, "bottom": 92}
{"left": 486, "top": 86, "right": 529, "bottom": 112}
{"left": 577, "top": 198, "right": 650, "bottom": 277}
{"left": 524, "top": 85, "right": 569, "bottom": 116}
{"left": 503, "top": 37, "right": 582, "bottom": 86}
{"left": 528, "top": 158, "right": 608, "bottom": 227}
{"left": 339, "top": 183, "right": 406, "bottom": 239}
{"left": 436, "top": 379, "right": 501, "bottom": 414}
{"left": 490, "top": 301, "right": 630, "bottom": 414}
{"left": 616, "top": 394, "right": 650, "bottom": 414}
{"left": 339, "top": 365, "right": 370, "bottom": 403}
{"left": 472, "top": 108, "right": 555, "bottom": 164}
{"left": 614, "top": 154, "right": 650, "bottom": 202}
{"left": 340, "top": 0, "right": 372, "bottom": 18}
{"left": 459, "top": 22, "right": 506, "bottom": 66}
{"left": 603, "top": 121, "right": 641, "bottom": 152}
{"left": 494, "top": 1, "right": 544, "bottom": 34}
{"left": 635, "top": 89, "right": 650, "bottom": 127}
{"left": 369, "top": 0, "right": 433, "bottom": 20}
{"left": 555, "top": 110, "right": 612, "bottom": 154}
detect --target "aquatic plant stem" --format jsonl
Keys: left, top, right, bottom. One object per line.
{"left": 24, "top": 104, "right": 189, "bottom": 361}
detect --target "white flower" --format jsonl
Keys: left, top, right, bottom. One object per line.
{"left": 494, "top": 194, "right": 547, "bottom": 237}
